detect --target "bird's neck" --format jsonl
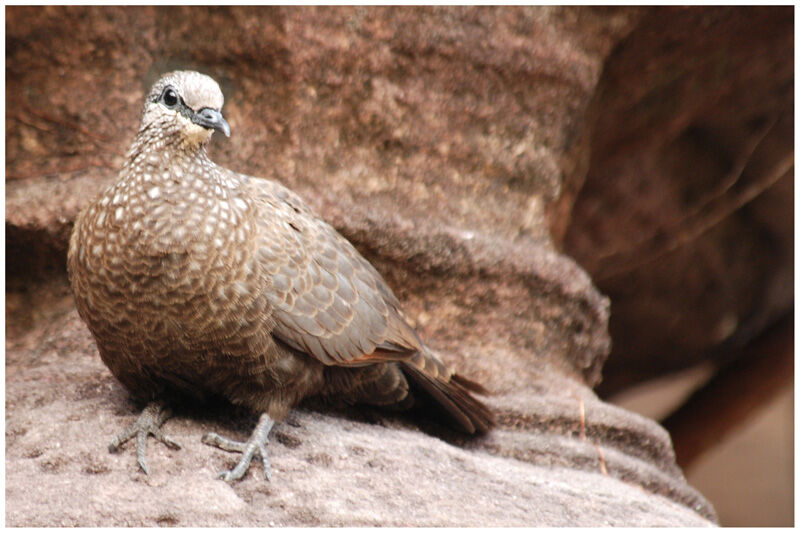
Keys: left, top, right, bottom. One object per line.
{"left": 114, "top": 133, "right": 243, "bottom": 223}
{"left": 129, "top": 125, "right": 213, "bottom": 160}
{"left": 122, "top": 133, "right": 221, "bottom": 186}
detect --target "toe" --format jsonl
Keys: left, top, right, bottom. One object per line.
{"left": 153, "top": 429, "right": 181, "bottom": 450}
{"left": 202, "top": 432, "right": 247, "bottom": 453}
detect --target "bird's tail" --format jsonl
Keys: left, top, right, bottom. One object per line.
{"left": 400, "top": 350, "right": 494, "bottom": 434}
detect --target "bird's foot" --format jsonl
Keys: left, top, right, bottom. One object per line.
{"left": 108, "top": 401, "right": 181, "bottom": 475}
{"left": 201, "top": 412, "right": 275, "bottom": 482}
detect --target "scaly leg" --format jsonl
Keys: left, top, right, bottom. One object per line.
{"left": 201, "top": 412, "right": 275, "bottom": 481}
{"left": 108, "top": 401, "right": 181, "bottom": 475}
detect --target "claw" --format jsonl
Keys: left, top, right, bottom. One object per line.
{"left": 202, "top": 412, "right": 275, "bottom": 482}
{"left": 108, "top": 401, "right": 180, "bottom": 475}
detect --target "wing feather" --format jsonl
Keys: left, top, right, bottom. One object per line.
{"left": 248, "top": 178, "right": 421, "bottom": 366}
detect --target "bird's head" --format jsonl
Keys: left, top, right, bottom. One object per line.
{"left": 139, "top": 71, "right": 230, "bottom": 149}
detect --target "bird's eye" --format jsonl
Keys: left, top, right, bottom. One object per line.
{"left": 161, "top": 87, "right": 179, "bottom": 109}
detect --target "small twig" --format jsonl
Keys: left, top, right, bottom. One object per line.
{"left": 576, "top": 397, "right": 608, "bottom": 476}
{"left": 593, "top": 441, "right": 608, "bottom": 476}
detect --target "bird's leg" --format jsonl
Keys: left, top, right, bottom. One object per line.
{"left": 108, "top": 400, "right": 181, "bottom": 475}
{"left": 201, "top": 412, "right": 275, "bottom": 482}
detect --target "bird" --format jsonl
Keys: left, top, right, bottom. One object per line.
{"left": 67, "top": 70, "right": 493, "bottom": 481}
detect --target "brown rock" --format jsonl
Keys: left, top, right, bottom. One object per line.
{"left": 563, "top": 6, "right": 793, "bottom": 393}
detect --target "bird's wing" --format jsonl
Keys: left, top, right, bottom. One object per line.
{"left": 246, "top": 177, "right": 424, "bottom": 367}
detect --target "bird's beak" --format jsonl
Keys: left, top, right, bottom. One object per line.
{"left": 192, "top": 108, "right": 231, "bottom": 137}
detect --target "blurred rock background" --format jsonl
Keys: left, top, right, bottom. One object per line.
{"left": 5, "top": 6, "right": 792, "bottom": 526}
{"left": 563, "top": 6, "right": 793, "bottom": 526}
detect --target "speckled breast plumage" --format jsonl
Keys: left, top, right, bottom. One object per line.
{"left": 71, "top": 146, "right": 286, "bottom": 408}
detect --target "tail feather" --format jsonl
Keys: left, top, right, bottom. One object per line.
{"left": 450, "top": 373, "right": 492, "bottom": 396}
{"left": 402, "top": 364, "right": 494, "bottom": 434}
{"left": 355, "top": 345, "right": 494, "bottom": 433}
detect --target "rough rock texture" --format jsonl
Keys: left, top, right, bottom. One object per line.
{"left": 7, "top": 280, "right": 713, "bottom": 527}
{"left": 7, "top": 6, "right": 720, "bottom": 526}
{"left": 562, "top": 6, "right": 793, "bottom": 393}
